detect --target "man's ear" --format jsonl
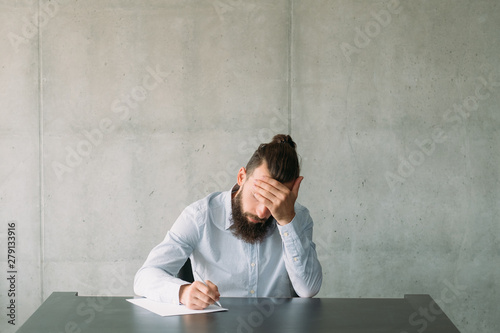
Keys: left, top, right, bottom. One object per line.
{"left": 237, "top": 167, "right": 247, "bottom": 186}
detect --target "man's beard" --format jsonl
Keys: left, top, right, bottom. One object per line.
{"left": 229, "top": 189, "right": 275, "bottom": 244}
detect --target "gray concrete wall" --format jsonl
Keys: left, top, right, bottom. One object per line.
{"left": 1, "top": 1, "right": 498, "bottom": 332}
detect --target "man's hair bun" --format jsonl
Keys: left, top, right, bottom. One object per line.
{"left": 271, "top": 134, "right": 296, "bottom": 149}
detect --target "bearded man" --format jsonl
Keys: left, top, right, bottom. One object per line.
{"left": 134, "top": 134, "right": 322, "bottom": 309}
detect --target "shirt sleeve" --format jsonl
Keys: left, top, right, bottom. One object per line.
{"left": 133, "top": 205, "right": 201, "bottom": 304}
{"left": 277, "top": 204, "right": 323, "bottom": 297}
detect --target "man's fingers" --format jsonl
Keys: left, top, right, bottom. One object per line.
{"left": 253, "top": 179, "right": 283, "bottom": 203}
{"left": 181, "top": 283, "right": 210, "bottom": 310}
{"left": 194, "top": 280, "right": 219, "bottom": 303}
{"left": 180, "top": 281, "right": 221, "bottom": 310}
{"left": 255, "top": 176, "right": 287, "bottom": 193}
{"left": 186, "top": 299, "right": 209, "bottom": 310}
{"left": 253, "top": 188, "right": 274, "bottom": 206}
{"left": 205, "top": 280, "right": 220, "bottom": 300}
{"left": 180, "top": 281, "right": 218, "bottom": 309}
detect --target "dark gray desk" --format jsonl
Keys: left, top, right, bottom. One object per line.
{"left": 16, "top": 292, "right": 460, "bottom": 333}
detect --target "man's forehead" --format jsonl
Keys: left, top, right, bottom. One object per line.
{"left": 251, "top": 163, "right": 272, "bottom": 178}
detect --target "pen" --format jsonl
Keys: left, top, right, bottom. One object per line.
{"left": 193, "top": 270, "right": 222, "bottom": 307}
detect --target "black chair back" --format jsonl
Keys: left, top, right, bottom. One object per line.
{"left": 176, "top": 258, "right": 194, "bottom": 283}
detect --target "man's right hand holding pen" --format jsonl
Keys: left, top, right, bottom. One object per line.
{"left": 179, "top": 280, "right": 221, "bottom": 310}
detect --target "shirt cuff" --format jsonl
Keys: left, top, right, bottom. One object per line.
{"left": 155, "top": 278, "right": 189, "bottom": 305}
{"left": 277, "top": 218, "right": 301, "bottom": 260}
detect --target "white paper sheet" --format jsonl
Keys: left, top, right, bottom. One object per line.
{"left": 127, "top": 298, "right": 227, "bottom": 317}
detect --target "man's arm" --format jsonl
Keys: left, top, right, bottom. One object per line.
{"left": 253, "top": 176, "right": 322, "bottom": 296}
{"left": 277, "top": 206, "right": 323, "bottom": 297}
{"left": 134, "top": 204, "right": 220, "bottom": 308}
{"left": 133, "top": 232, "right": 194, "bottom": 304}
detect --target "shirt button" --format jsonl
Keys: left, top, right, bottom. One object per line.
{"left": 250, "top": 290, "right": 255, "bottom": 294}
{"left": 251, "top": 262, "right": 256, "bottom": 267}
{"left": 284, "top": 232, "right": 289, "bottom": 237}
{"left": 294, "top": 257, "right": 299, "bottom": 262}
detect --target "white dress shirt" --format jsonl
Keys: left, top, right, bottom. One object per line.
{"left": 134, "top": 186, "right": 322, "bottom": 304}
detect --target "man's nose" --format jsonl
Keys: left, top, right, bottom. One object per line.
{"left": 256, "top": 205, "right": 270, "bottom": 219}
